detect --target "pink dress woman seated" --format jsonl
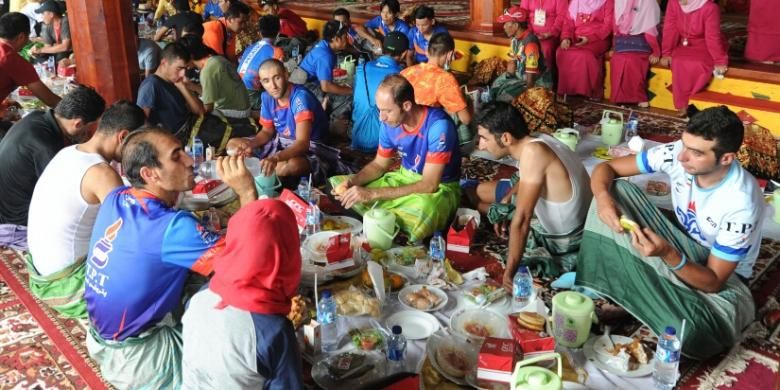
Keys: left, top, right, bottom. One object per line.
{"left": 521, "top": 0, "right": 568, "bottom": 72}
{"left": 609, "top": 0, "right": 661, "bottom": 106}
{"left": 661, "top": 0, "right": 728, "bottom": 112}
{"left": 744, "top": 0, "right": 780, "bottom": 63}
{"left": 557, "top": 0, "right": 614, "bottom": 99}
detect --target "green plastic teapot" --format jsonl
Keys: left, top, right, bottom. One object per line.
{"left": 553, "top": 128, "right": 579, "bottom": 152}
{"left": 600, "top": 110, "right": 624, "bottom": 146}
{"left": 511, "top": 353, "right": 563, "bottom": 390}
{"left": 363, "top": 208, "right": 399, "bottom": 250}
{"left": 550, "top": 291, "right": 596, "bottom": 348}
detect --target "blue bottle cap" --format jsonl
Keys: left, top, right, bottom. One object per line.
{"left": 321, "top": 290, "right": 331, "bottom": 299}
{"left": 518, "top": 265, "right": 529, "bottom": 274}
{"left": 664, "top": 326, "right": 676, "bottom": 336}
{"left": 392, "top": 325, "right": 402, "bottom": 334}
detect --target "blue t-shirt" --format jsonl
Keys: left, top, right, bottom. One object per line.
{"left": 364, "top": 16, "right": 412, "bottom": 37}
{"left": 136, "top": 75, "right": 190, "bottom": 133}
{"left": 202, "top": 0, "right": 223, "bottom": 19}
{"left": 298, "top": 40, "right": 335, "bottom": 83}
{"left": 409, "top": 25, "right": 449, "bottom": 63}
{"left": 85, "top": 187, "right": 224, "bottom": 341}
{"left": 352, "top": 56, "right": 402, "bottom": 151}
{"left": 377, "top": 107, "right": 461, "bottom": 183}
{"left": 259, "top": 84, "right": 328, "bottom": 142}
{"left": 238, "top": 39, "right": 284, "bottom": 91}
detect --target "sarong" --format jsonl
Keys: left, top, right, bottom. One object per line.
{"left": 576, "top": 180, "right": 755, "bottom": 360}
{"left": 87, "top": 319, "right": 183, "bottom": 390}
{"left": 256, "top": 136, "right": 352, "bottom": 186}
{"left": 25, "top": 254, "right": 87, "bottom": 319}
{"left": 329, "top": 168, "right": 461, "bottom": 242}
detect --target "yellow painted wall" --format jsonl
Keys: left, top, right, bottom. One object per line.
{"left": 689, "top": 98, "right": 780, "bottom": 135}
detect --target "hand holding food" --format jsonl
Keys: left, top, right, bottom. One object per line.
{"left": 619, "top": 216, "right": 640, "bottom": 233}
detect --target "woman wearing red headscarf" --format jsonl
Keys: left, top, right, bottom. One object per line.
{"left": 745, "top": 0, "right": 780, "bottom": 64}
{"left": 181, "top": 199, "right": 303, "bottom": 389}
{"left": 556, "top": 0, "right": 614, "bottom": 100}
{"left": 520, "top": 0, "right": 569, "bottom": 73}
{"left": 660, "top": 0, "right": 727, "bottom": 115}
{"left": 609, "top": 0, "right": 661, "bottom": 107}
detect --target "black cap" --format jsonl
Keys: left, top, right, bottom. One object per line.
{"left": 383, "top": 31, "right": 409, "bottom": 56}
{"left": 35, "top": 0, "right": 62, "bottom": 14}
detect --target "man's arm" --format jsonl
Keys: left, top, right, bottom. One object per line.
{"left": 320, "top": 80, "right": 353, "bottom": 95}
{"left": 38, "top": 38, "right": 71, "bottom": 54}
{"left": 26, "top": 80, "right": 61, "bottom": 108}
{"left": 154, "top": 26, "right": 171, "bottom": 42}
{"left": 216, "top": 155, "right": 258, "bottom": 206}
{"left": 275, "top": 120, "right": 311, "bottom": 162}
{"left": 455, "top": 108, "right": 471, "bottom": 126}
{"left": 175, "top": 81, "right": 206, "bottom": 116}
{"left": 590, "top": 155, "right": 643, "bottom": 232}
{"left": 502, "top": 144, "right": 548, "bottom": 291}
{"left": 339, "top": 161, "right": 445, "bottom": 209}
{"left": 81, "top": 163, "right": 123, "bottom": 204}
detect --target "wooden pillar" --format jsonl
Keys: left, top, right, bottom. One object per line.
{"left": 65, "top": 0, "right": 139, "bottom": 104}
{"left": 468, "top": 0, "right": 509, "bottom": 35}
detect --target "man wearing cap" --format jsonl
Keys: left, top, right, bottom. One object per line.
{"left": 401, "top": 33, "right": 473, "bottom": 151}
{"left": 29, "top": 0, "right": 71, "bottom": 65}
{"left": 491, "top": 6, "right": 551, "bottom": 102}
{"left": 351, "top": 31, "right": 408, "bottom": 152}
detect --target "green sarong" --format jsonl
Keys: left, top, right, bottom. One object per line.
{"left": 25, "top": 254, "right": 87, "bottom": 319}
{"left": 576, "top": 180, "right": 755, "bottom": 360}
{"left": 87, "top": 319, "right": 183, "bottom": 390}
{"left": 330, "top": 168, "right": 461, "bottom": 242}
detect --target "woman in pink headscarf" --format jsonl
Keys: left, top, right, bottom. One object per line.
{"left": 745, "top": 0, "right": 780, "bottom": 64}
{"left": 609, "top": 0, "right": 661, "bottom": 107}
{"left": 520, "top": 0, "right": 569, "bottom": 73}
{"left": 556, "top": 0, "right": 614, "bottom": 100}
{"left": 181, "top": 199, "right": 304, "bottom": 389}
{"left": 660, "top": 0, "right": 727, "bottom": 114}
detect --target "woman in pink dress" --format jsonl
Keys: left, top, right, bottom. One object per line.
{"left": 609, "top": 0, "right": 661, "bottom": 107}
{"left": 520, "top": 0, "right": 569, "bottom": 72}
{"left": 745, "top": 0, "right": 780, "bottom": 63}
{"left": 557, "top": 0, "right": 614, "bottom": 100}
{"left": 660, "top": 0, "right": 728, "bottom": 114}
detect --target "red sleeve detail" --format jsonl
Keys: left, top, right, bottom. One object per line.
{"left": 294, "top": 111, "right": 313, "bottom": 123}
{"left": 259, "top": 118, "right": 274, "bottom": 127}
{"left": 273, "top": 47, "right": 285, "bottom": 60}
{"left": 426, "top": 151, "right": 452, "bottom": 164}
{"left": 377, "top": 146, "right": 396, "bottom": 158}
{"left": 190, "top": 236, "right": 226, "bottom": 276}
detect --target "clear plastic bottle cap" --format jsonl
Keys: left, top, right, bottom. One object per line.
{"left": 392, "top": 325, "right": 402, "bottom": 334}
{"left": 664, "top": 326, "right": 676, "bottom": 336}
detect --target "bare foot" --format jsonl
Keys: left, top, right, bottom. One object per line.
{"left": 638, "top": 102, "right": 649, "bottom": 108}
{"left": 677, "top": 108, "right": 687, "bottom": 118}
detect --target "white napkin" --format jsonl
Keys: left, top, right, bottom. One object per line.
{"left": 367, "top": 261, "right": 385, "bottom": 302}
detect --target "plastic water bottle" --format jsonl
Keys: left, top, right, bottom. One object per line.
{"left": 198, "top": 157, "right": 262, "bottom": 179}
{"left": 191, "top": 138, "right": 204, "bottom": 171}
{"left": 291, "top": 43, "right": 300, "bottom": 64}
{"left": 46, "top": 56, "right": 55, "bottom": 78}
{"left": 297, "top": 176, "right": 310, "bottom": 202}
{"left": 512, "top": 266, "right": 534, "bottom": 309}
{"left": 428, "top": 231, "right": 446, "bottom": 264}
{"left": 318, "top": 290, "right": 339, "bottom": 353}
{"left": 386, "top": 325, "right": 407, "bottom": 370}
{"left": 305, "top": 200, "right": 320, "bottom": 236}
{"left": 653, "top": 326, "right": 681, "bottom": 390}
{"left": 625, "top": 112, "right": 639, "bottom": 141}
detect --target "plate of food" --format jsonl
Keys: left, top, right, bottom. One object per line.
{"left": 321, "top": 215, "right": 363, "bottom": 235}
{"left": 361, "top": 269, "right": 408, "bottom": 292}
{"left": 426, "top": 329, "right": 479, "bottom": 385}
{"left": 450, "top": 308, "right": 509, "bottom": 341}
{"left": 342, "top": 328, "right": 387, "bottom": 352}
{"left": 583, "top": 335, "right": 653, "bottom": 377}
{"left": 464, "top": 280, "right": 507, "bottom": 307}
{"left": 311, "top": 351, "right": 385, "bottom": 389}
{"left": 398, "top": 285, "right": 448, "bottom": 312}
{"left": 385, "top": 310, "right": 440, "bottom": 340}
{"left": 385, "top": 246, "right": 427, "bottom": 268}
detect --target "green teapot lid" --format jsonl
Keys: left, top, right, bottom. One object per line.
{"left": 552, "top": 291, "right": 594, "bottom": 315}
{"left": 515, "top": 367, "right": 562, "bottom": 390}
{"left": 366, "top": 208, "right": 389, "bottom": 218}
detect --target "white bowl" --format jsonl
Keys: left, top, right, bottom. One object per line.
{"left": 450, "top": 308, "right": 509, "bottom": 341}
{"left": 385, "top": 310, "right": 440, "bottom": 340}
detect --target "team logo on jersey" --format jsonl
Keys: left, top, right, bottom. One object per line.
{"left": 675, "top": 201, "right": 705, "bottom": 242}
{"left": 439, "top": 133, "right": 446, "bottom": 146}
{"left": 414, "top": 154, "right": 422, "bottom": 169}
{"left": 89, "top": 218, "right": 123, "bottom": 269}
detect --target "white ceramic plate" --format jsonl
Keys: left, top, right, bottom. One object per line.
{"left": 450, "top": 308, "right": 510, "bottom": 341}
{"left": 320, "top": 215, "right": 363, "bottom": 235}
{"left": 583, "top": 335, "right": 653, "bottom": 377}
{"left": 302, "top": 231, "right": 342, "bottom": 264}
{"left": 427, "top": 329, "right": 479, "bottom": 386}
{"left": 398, "top": 285, "right": 448, "bottom": 312}
{"left": 385, "top": 310, "right": 440, "bottom": 340}
{"left": 465, "top": 372, "right": 511, "bottom": 390}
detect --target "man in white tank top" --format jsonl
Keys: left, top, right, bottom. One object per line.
{"left": 471, "top": 102, "right": 592, "bottom": 291}
{"left": 26, "top": 101, "right": 146, "bottom": 318}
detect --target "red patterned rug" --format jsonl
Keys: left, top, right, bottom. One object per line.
{"left": 0, "top": 248, "right": 110, "bottom": 389}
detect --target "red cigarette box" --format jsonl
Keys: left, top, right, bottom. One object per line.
{"left": 477, "top": 337, "right": 517, "bottom": 384}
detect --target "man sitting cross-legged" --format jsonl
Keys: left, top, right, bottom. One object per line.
{"left": 26, "top": 101, "right": 145, "bottom": 319}
{"left": 84, "top": 128, "right": 257, "bottom": 389}
{"left": 578, "top": 105, "right": 762, "bottom": 360}
{"left": 331, "top": 75, "right": 461, "bottom": 242}
{"left": 471, "top": 102, "right": 592, "bottom": 288}
{"left": 226, "top": 59, "right": 348, "bottom": 185}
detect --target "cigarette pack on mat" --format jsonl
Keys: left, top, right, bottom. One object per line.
{"left": 303, "top": 320, "right": 321, "bottom": 356}
{"left": 447, "top": 208, "right": 481, "bottom": 254}
{"left": 278, "top": 189, "right": 310, "bottom": 231}
{"left": 477, "top": 337, "right": 517, "bottom": 384}
{"left": 508, "top": 313, "right": 556, "bottom": 358}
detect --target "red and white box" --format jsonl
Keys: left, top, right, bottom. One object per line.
{"left": 303, "top": 320, "right": 321, "bottom": 356}
{"left": 447, "top": 208, "right": 480, "bottom": 254}
{"left": 279, "top": 189, "right": 310, "bottom": 231}
{"left": 508, "top": 314, "right": 556, "bottom": 359}
{"left": 477, "top": 337, "right": 517, "bottom": 385}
